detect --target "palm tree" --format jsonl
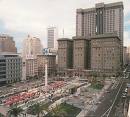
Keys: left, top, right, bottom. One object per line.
{"left": 8, "top": 106, "right": 23, "bottom": 117}
{"left": 47, "top": 104, "right": 67, "bottom": 117}
{"left": 91, "top": 71, "right": 97, "bottom": 85}
{"left": 28, "top": 103, "right": 48, "bottom": 117}
{"left": 102, "top": 74, "right": 106, "bottom": 84}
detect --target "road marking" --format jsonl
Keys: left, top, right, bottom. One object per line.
{"left": 100, "top": 80, "right": 123, "bottom": 117}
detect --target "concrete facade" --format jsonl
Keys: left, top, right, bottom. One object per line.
{"left": 47, "top": 27, "right": 58, "bottom": 49}
{"left": 57, "top": 33, "right": 121, "bottom": 77}
{"left": 26, "top": 58, "right": 38, "bottom": 78}
{"left": 73, "top": 36, "right": 90, "bottom": 70}
{"left": 22, "top": 35, "right": 42, "bottom": 59}
{"left": 123, "top": 46, "right": 128, "bottom": 66}
{"left": 126, "top": 46, "right": 130, "bottom": 64}
{"left": 0, "top": 54, "right": 22, "bottom": 85}
{"left": 37, "top": 54, "right": 56, "bottom": 77}
{"left": 57, "top": 38, "right": 73, "bottom": 76}
{"left": 91, "top": 33, "right": 121, "bottom": 76}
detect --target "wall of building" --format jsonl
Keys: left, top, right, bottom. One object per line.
{"left": 0, "top": 54, "right": 22, "bottom": 85}
{"left": 37, "top": 55, "right": 56, "bottom": 77}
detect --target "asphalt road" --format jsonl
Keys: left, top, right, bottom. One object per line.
{"left": 86, "top": 79, "right": 124, "bottom": 117}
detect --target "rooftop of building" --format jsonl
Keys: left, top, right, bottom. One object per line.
{"left": 0, "top": 34, "right": 13, "bottom": 39}
{"left": 37, "top": 54, "right": 56, "bottom": 57}
{"left": 0, "top": 52, "right": 18, "bottom": 55}
{"left": 91, "top": 33, "right": 120, "bottom": 40}
{"left": 77, "top": 1, "right": 123, "bottom": 13}
{"left": 0, "top": 53, "right": 20, "bottom": 58}
{"left": 57, "top": 38, "right": 73, "bottom": 41}
{"left": 73, "top": 36, "right": 90, "bottom": 40}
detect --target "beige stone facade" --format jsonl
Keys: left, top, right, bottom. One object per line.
{"left": 0, "top": 34, "right": 17, "bottom": 53}
{"left": 22, "top": 35, "right": 42, "bottom": 59}
{"left": 76, "top": 2, "right": 124, "bottom": 65}
{"left": 123, "top": 47, "right": 128, "bottom": 66}
{"left": 37, "top": 54, "right": 56, "bottom": 77}
{"left": 57, "top": 38, "right": 73, "bottom": 76}
{"left": 26, "top": 58, "right": 38, "bottom": 78}
{"left": 91, "top": 33, "right": 121, "bottom": 76}
{"left": 58, "top": 33, "right": 121, "bottom": 77}
{"left": 73, "top": 36, "right": 90, "bottom": 69}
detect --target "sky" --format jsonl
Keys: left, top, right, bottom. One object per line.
{"left": 0, "top": 0, "right": 130, "bottom": 52}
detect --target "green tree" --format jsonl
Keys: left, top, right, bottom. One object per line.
{"left": 30, "top": 103, "right": 42, "bottom": 117}
{"left": 47, "top": 104, "right": 67, "bottom": 117}
{"left": 8, "top": 106, "right": 23, "bottom": 117}
{"left": 28, "top": 103, "right": 48, "bottom": 117}
{"left": 102, "top": 74, "right": 106, "bottom": 84}
{"left": 91, "top": 71, "right": 97, "bottom": 85}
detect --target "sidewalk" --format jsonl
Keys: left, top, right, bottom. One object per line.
{"left": 76, "top": 80, "right": 112, "bottom": 117}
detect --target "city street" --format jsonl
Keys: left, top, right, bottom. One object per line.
{"left": 87, "top": 80, "right": 124, "bottom": 117}
{"left": 87, "top": 67, "right": 129, "bottom": 117}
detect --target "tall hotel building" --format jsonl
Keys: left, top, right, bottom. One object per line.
{"left": 76, "top": 2, "right": 124, "bottom": 65}
{"left": 58, "top": 38, "right": 73, "bottom": 76}
{"left": 47, "top": 27, "right": 58, "bottom": 50}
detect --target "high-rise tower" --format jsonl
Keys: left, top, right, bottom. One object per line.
{"left": 47, "top": 27, "right": 58, "bottom": 49}
{"left": 76, "top": 2, "right": 124, "bottom": 65}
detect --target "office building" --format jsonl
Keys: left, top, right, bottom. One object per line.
{"left": 37, "top": 54, "right": 56, "bottom": 77}
{"left": 76, "top": 2, "right": 124, "bottom": 65}
{"left": 91, "top": 33, "right": 121, "bottom": 76}
{"left": 26, "top": 58, "right": 38, "bottom": 78}
{"left": 57, "top": 38, "right": 73, "bottom": 76}
{"left": 0, "top": 54, "right": 22, "bottom": 85}
{"left": 47, "top": 27, "right": 58, "bottom": 49}
{"left": 22, "top": 35, "right": 42, "bottom": 59}
{"left": 0, "top": 34, "right": 17, "bottom": 53}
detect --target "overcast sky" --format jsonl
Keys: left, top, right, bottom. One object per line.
{"left": 0, "top": 0, "right": 129, "bottom": 51}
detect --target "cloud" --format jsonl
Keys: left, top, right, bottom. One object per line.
{"left": 124, "top": 31, "right": 130, "bottom": 47}
{"left": 0, "top": 0, "right": 129, "bottom": 50}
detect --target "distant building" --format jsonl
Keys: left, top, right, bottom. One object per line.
{"left": 91, "top": 33, "right": 121, "bottom": 76}
{"left": 37, "top": 54, "right": 56, "bottom": 77}
{"left": 26, "top": 58, "right": 38, "bottom": 79}
{"left": 0, "top": 34, "right": 17, "bottom": 53}
{"left": 57, "top": 38, "right": 73, "bottom": 76}
{"left": 22, "top": 35, "right": 42, "bottom": 80}
{"left": 47, "top": 27, "right": 58, "bottom": 49}
{"left": 22, "top": 35, "right": 42, "bottom": 59}
{"left": 127, "top": 46, "right": 130, "bottom": 64}
{"left": 76, "top": 2, "right": 124, "bottom": 65}
{"left": 0, "top": 54, "right": 22, "bottom": 85}
{"left": 123, "top": 46, "right": 128, "bottom": 66}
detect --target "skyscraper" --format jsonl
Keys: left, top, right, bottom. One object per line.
{"left": 22, "top": 35, "right": 42, "bottom": 80}
{"left": 47, "top": 27, "right": 58, "bottom": 49}
{"left": 22, "top": 35, "right": 42, "bottom": 59}
{"left": 0, "top": 34, "right": 17, "bottom": 53}
{"left": 76, "top": 2, "right": 124, "bottom": 64}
